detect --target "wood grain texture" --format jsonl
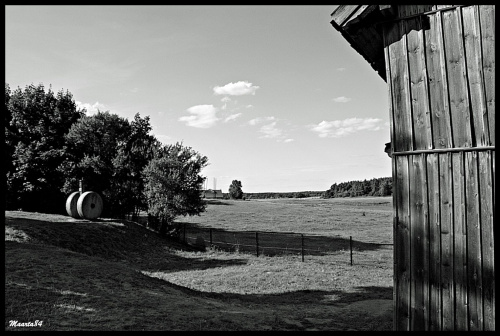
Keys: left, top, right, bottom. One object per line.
{"left": 479, "top": 5, "right": 495, "bottom": 145}
{"left": 427, "top": 153, "right": 441, "bottom": 330}
{"left": 442, "top": 8, "right": 472, "bottom": 148}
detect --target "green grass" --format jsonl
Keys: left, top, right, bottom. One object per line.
{"left": 5, "top": 197, "right": 394, "bottom": 331}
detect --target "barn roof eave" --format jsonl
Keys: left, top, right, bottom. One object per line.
{"left": 330, "top": 5, "right": 395, "bottom": 82}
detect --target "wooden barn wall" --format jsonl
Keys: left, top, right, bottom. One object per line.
{"left": 382, "top": 5, "right": 495, "bottom": 331}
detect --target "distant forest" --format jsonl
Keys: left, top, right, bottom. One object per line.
{"left": 323, "top": 177, "right": 392, "bottom": 198}
{"left": 238, "top": 177, "right": 392, "bottom": 200}
{"left": 240, "top": 191, "right": 326, "bottom": 200}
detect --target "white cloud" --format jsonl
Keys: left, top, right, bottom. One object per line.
{"left": 245, "top": 104, "right": 254, "bottom": 109}
{"left": 259, "top": 121, "right": 282, "bottom": 139}
{"left": 332, "top": 96, "right": 351, "bottom": 103}
{"left": 309, "top": 118, "right": 384, "bottom": 138}
{"left": 224, "top": 113, "right": 242, "bottom": 123}
{"left": 179, "top": 105, "right": 219, "bottom": 128}
{"left": 248, "top": 116, "right": 276, "bottom": 126}
{"left": 337, "top": 67, "right": 346, "bottom": 72}
{"left": 283, "top": 138, "right": 295, "bottom": 143}
{"left": 213, "top": 81, "right": 260, "bottom": 96}
{"left": 75, "top": 101, "right": 106, "bottom": 116}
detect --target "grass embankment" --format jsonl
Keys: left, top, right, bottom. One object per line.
{"left": 5, "top": 203, "right": 393, "bottom": 331}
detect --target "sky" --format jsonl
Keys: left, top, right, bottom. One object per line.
{"left": 5, "top": 5, "right": 392, "bottom": 193}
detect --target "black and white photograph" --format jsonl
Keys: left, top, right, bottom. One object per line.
{"left": 5, "top": 5, "right": 495, "bottom": 331}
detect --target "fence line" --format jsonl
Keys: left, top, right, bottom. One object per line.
{"left": 181, "top": 223, "right": 393, "bottom": 264}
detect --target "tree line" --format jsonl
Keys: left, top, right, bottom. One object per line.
{"left": 242, "top": 191, "right": 325, "bottom": 199}
{"left": 323, "top": 177, "right": 392, "bottom": 198}
{"left": 233, "top": 177, "right": 392, "bottom": 200}
{"left": 5, "top": 83, "right": 208, "bottom": 236}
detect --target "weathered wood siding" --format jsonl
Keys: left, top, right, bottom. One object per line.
{"left": 383, "top": 5, "right": 495, "bottom": 331}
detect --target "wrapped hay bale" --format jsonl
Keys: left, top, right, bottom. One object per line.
{"left": 76, "top": 191, "right": 103, "bottom": 220}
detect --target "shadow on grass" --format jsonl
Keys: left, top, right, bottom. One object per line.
{"left": 6, "top": 239, "right": 393, "bottom": 331}
{"left": 5, "top": 210, "right": 394, "bottom": 331}
{"left": 204, "top": 200, "right": 233, "bottom": 206}
{"left": 199, "top": 285, "right": 393, "bottom": 305}
{"left": 5, "top": 215, "right": 248, "bottom": 274}
{"left": 177, "top": 222, "right": 392, "bottom": 257}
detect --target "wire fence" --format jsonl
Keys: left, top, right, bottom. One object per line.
{"left": 180, "top": 223, "right": 393, "bottom": 264}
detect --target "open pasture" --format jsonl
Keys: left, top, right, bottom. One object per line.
{"left": 173, "top": 197, "right": 393, "bottom": 259}
{"left": 5, "top": 197, "right": 395, "bottom": 330}
{"left": 177, "top": 196, "right": 393, "bottom": 242}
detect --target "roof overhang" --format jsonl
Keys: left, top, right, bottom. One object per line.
{"left": 330, "top": 5, "right": 396, "bottom": 82}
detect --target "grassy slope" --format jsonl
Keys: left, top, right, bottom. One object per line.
{"left": 5, "top": 207, "right": 393, "bottom": 331}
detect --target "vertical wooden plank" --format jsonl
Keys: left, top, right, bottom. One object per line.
{"left": 439, "top": 152, "right": 454, "bottom": 330}
{"left": 493, "top": 151, "right": 495, "bottom": 211}
{"left": 406, "top": 16, "right": 432, "bottom": 150}
{"left": 382, "top": 23, "right": 399, "bottom": 331}
{"left": 397, "top": 5, "right": 433, "bottom": 18}
{"left": 462, "top": 6, "right": 489, "bottom": 147}
{"left": 409, "top": 154, "right": 430, "bottom": 330}
{"left": 465, "top": 151, "right": 483, "bottom": 330}
{"left": 387, "top": 20, "right": 414, "bottom": 152}
{"left": 425, "top": 11, "right": 453, "bottom": 149}
{"left": 442, "top": 8, "right": 473, "bottom": 148}
{"left": 452, "top": 152, "right": 468, "bottom": 330}
{"left": 478, "top": 151, "right": 494, "bottom": 330}
{"left": 383, "top": 23, "right": 396, "bottom": 152}
{"left": 427, "top": 153, "right": 442, "bottom": 330}
{"left": 395, "top": 155, "right": 411, "bottom": 331}
{"left": 479, "top": 5, "right": 495, "bottom": 145}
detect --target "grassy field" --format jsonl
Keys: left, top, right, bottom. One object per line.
{"left": 176, "top": 196, "right": 393, "bottom": 241}
{"left": 172, "top": 197, "right": 393, "bottom": 259}
{"left": 5, "top": 197, "right": 394, "bottom": 331}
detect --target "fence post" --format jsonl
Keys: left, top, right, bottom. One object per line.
{"left": 210, "top": 228, "right": 213, "bottom": 246}
{"left": 256, "top": 231, "right": 259, "bottom": 257}
{"left": 301, "top": 234, "right": 304, "bottom": 262}
{"left": 350, "top": 236, "right": 353, "bottom": 266}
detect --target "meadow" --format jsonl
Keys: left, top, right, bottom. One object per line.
{"left": 5, "top": 196, "right": 394, "bottom": 331}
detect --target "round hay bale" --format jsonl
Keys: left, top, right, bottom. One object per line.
{"left": 77, "top": 191, "right": 103, "bottom": 219}
{"left": 65, "top": 191, "right": 81, "bottom": 218}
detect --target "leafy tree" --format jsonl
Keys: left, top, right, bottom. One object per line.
{"left": 5, "top": 83, "right": 85, "bottom": 213}
{"left": 324, "top": 177, "right": 392, "bottom": 198}
{"left": 142, "top": 142, "right": 208, "bottom": 236}
{"left": 370, "top": 178, "right": 381, "bottom": 196}
{"left": 228, "top": 180, "right": 243, "bottom": 199}
{"left": 62, "top": 111, "right": 138, "bottom": 217}
{"left": 110, "top": 113, "right": 160, "bottom": 219}
{"left": 378, "top": 178, "right": 392, "bottom": 196}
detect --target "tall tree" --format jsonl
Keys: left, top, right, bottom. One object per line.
{"left": 229, "top": 180, "right": 243, "bottom": 199}
{"left": 142, "top": 142, "right": 208, "bottom": 236}
{"left": 110, "top": 113, "right": 160, "bottom": 218}
{"left": 5, "top": 83, "right": 84, "bottom": 212}
{"left": 62, "top": 111, "right": 132, "bottom": 217}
